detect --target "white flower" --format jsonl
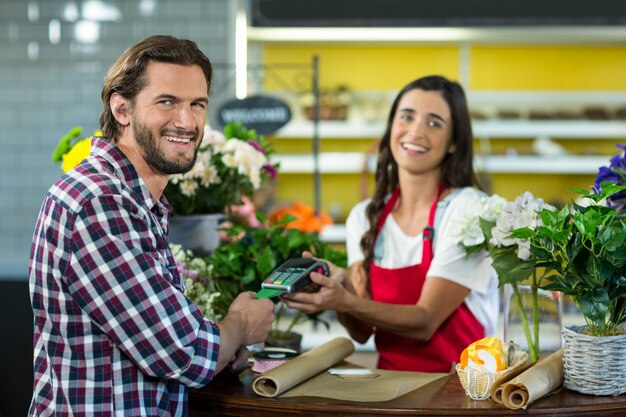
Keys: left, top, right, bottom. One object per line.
{"left": 180, "top": 179, "right": 199, "bottom": 197}
{"left": 451, "top": 192, "right": 490, "bottom": 247}
{"left": 199, "top": 164, "right": 220, "bottom": 187}
{"left": 490, "top": 191, "right": 554, "bottom": 260}
{"left": 202, "top": 125, "right": 226, "bottom": 146}
{"left": 213, "top": 139, "right": 267, "bottom": 189}
{"left": 482, "top": 195, "right": 508, "bottom": 222}
{"left": 221, "top": 152, "right": 238, "bottom": 169}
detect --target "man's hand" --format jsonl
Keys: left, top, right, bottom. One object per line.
{"left": 223, "top": 346, "right": 250, "bottom": 374}
{"left": 226, "top": 292, "right": 275, "bottom": 346}
{"left": 216, "top": 292, "right": 274, "bottom": 373}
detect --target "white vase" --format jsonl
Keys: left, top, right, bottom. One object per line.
{"left": 169, "top": 213, "right": 224, "bottom": 256}
{"left": 562, "top": 325, "right": 626, "bottom": 396}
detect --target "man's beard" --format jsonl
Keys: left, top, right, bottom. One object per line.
{"left": 133, "top": 121, "right": 200, "bottom": 175}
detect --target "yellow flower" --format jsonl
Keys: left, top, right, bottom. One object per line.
{"left": 61, "top": 138, "right": 91, "bottom": 173}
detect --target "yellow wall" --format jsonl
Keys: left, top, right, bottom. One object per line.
{"left": 262, "top": 44, "right": 461, "bottom": 90}
{"left": 260, "top": 43, "right": 626, "bottom": 221}
{"left": 470, "top": 46, "right": 626, "bottom": 90}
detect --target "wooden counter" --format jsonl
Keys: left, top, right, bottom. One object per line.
{"left": 189, "top": 369, "right": 626, "bottom": 416}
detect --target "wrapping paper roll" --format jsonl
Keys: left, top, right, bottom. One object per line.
{"left": 252, "top": 337, "right": 355, "bottom": 397}
{"left": 489, "top": 362, "right": 533, "bottom": 404}
{"left": 500, "top": 349, "right": 563, "bottom": 410}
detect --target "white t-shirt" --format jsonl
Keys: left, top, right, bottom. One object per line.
{"left": 345, "top": 187, "right": 499, "bottom": 337}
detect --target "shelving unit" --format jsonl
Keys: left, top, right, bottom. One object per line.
{"left": 272, "top": 118, "right": 626, "bottom": 176}
{"left": 273, "top": 153, "right": 610, "bottom": 175}
{"left": 246, "top": 17, "right": 626, "bottom": 230}
{"left": 275, "top": 119, "right": 626, "bottom": 140}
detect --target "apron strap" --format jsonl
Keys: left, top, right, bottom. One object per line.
{"left": 373, "top": 185, "right": 445, "bottom": 260}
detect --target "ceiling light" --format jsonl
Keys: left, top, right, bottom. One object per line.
{"left": 49, "top": 19, "right": 61, "bottom": 44}
{"left": 63, "top": 2, "right": 79, "bottom": 22}
{"left": 82, "top": 0, "right": 122, "bottom": 22}
{"left": 75, "top": 20, "right": 100, "bottom": 43}
{"left": 139, "top": 0, "right": 157, "bottom": 17}
{"left": 28, "top": 2, "right": 39, "bottom": 22}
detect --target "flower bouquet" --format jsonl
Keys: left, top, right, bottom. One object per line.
{"left": 452, "top": 191, "right": 555, "bottom": 362}
{"left": 165, "top": 121, "right": 278, "bottom": 216}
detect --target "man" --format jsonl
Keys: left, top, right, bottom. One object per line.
{"left": 28, "top": 35, "right": 275, "bottom": 416}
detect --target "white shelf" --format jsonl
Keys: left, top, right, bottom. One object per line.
{"left": 274, "top": 152, "right": 366, "bottom": 173}
{"left": 273, "top": 153, "right": 609, "bottom": 175}
{"left": 474, "top": 155, "right": 608, "bottom": 174}
{"left": 274, "top": 120, "right": 626, "bottom": 140}
{"left": 275, "top": 121, "right": 385, "bottom": 139}
{"left": 319, "top": 224, "right": 347, "bottom": 244}
{"left": 474, "top": 120, "right": 626, "bottom": 139}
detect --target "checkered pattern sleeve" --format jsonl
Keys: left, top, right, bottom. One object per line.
{"left": 64, "top": 193, "right": 219, "bottom": 388}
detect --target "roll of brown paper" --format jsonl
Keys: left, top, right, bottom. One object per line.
{"left": 501, "top": 349, "right": 563, "bottom": 410}
{"left": 252, "top": 337, "right": 355, "bottom": 397}
{"left": 490, "top": 362, "right": 533, "bottom": 404}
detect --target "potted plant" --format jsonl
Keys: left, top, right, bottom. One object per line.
{"left": 52, "top": 122, "right": 279, "bottom": 256}
{"left": 173, "top": 212, "right": 347, "bottom": 352}
{"left": 164, "top": 121, "right": 278, "bottom": 255}
{"left": 452, "top": 191, "right": 556, "bottom": 363}
{"left": 510, "top": 179, "right": 626, "bottom": 395}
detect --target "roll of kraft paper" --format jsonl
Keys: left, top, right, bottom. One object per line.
{"left": 490, "top": 362, "right": 533, "bottom": 404}
{"left": 501, "top": 349, "right": 564, "bottom": 410}
{"left": 252, "top": 337, "right": 355, "bottom": 397}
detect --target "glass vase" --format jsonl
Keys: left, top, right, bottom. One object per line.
{"left": 503, "top": 283, "right": 563, "bottom": 361}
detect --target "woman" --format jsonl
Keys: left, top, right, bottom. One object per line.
{"left": 281, "top": 75, "right": 499, "bottom": 373}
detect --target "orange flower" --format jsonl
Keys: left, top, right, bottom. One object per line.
{"left": 269, "top": 202, "right": 332, "bottom": 233}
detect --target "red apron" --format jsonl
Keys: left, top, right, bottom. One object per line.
{"left": 370, "top": 187, "right": 484, "bottom": 372}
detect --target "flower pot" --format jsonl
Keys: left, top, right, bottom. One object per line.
{"left": 562, "top": 325, "right": 626, "bottom": 395}
{"left": 169, "top": 213, "right": 224, "bottom": 256}
{"left": 265, "top": 331, "right": 302, "bottom": 353}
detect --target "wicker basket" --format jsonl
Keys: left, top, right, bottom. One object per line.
{"left": 562, "top": 325, "right": 626, "bottom": 396}
{"left": 455, "top": 350, "right": 529, "bottom": 400}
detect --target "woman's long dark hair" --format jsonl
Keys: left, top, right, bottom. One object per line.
{"left": 359, "top": 75, "right": 479, "bottom": 290}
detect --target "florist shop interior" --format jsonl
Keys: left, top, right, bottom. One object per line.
{"left": 3, "top": 0, "right": 626, "bottom": 416}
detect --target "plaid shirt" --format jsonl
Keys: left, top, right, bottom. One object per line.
{"left": 29, "top": 137, "right": 220, "bottom": 417}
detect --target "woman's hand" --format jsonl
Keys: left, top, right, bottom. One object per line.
{"left": 301, "top": 251, "right": 348, "bottom": 286}
{"left": 280, "top": 256, "right": 350, "bottom": 313}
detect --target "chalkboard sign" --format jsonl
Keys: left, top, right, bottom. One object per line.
{"left": 217, "top": 95, "right": 292, "bottom": 135}
{"left": 251, "top": 0, "right": 626, "bottom": 27}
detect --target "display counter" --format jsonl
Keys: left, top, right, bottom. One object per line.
{"left": 189, "top": 369, "right": 626, "bottom": 417}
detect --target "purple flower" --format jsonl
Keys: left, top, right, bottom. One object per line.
{"left": 263, "top": 163, "right": 278, "bottom": 180}
{"left": 247, "top": 140, "right": 264, "bottom": 153}
{"left": 595, "top": 144, "right": 626, "bottom": 209}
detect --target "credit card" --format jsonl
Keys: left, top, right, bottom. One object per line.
{"left": 256, "top": 288, "right": 284, "bottom": 299}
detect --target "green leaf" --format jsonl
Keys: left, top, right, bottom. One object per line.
{"left": 52, "top": 126, "right": 83, "bottom": 163}
{"left": 489, "top": 246, "right": 533, "bottom": 285}
{"left": 256, "top": 246, "right": 277, "bottom": 277}
{"left": 577, "top": 287, "right": 610, "bottom": 325}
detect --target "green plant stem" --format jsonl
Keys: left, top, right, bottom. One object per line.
{"left": 274, "top": 302, "right": 285, "bottom": 334}
{"left": 531, "top": 270, "right": 540, "bottom": 362}
{"left": 284, "top": 310, "right": 305, "bottom": 335}
{"left": 512, "top": 282, "right": 539, "bottom": 362}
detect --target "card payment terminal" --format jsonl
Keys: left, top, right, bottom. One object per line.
{"left": 257, "top": 258, "right": 329, "bottom": 299}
